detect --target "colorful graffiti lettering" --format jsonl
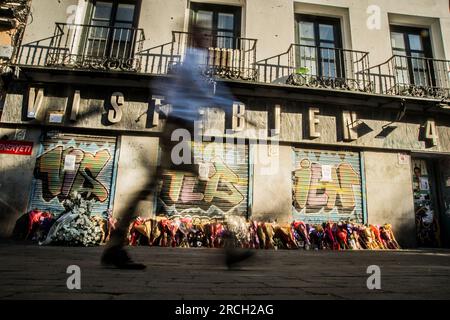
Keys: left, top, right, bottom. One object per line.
{"left": 159, "top": 157, "right": 245, "bottom": 216}
{"left": 293, "top": 158, "right": 361, "bottom": 214}
{"left": 35, "top": 146, "right": 112, "bottom": 203}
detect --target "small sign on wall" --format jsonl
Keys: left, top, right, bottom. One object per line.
{"left": 49, "top": 113, "right": 64, "bottom": 123}
{"left": 446, "top": 177, "right": 450, "bottom": 187}
{"left": 0, "top": 140, "right": 33, "bottom": 155}
{"left": 14, "top": 129, "right": 27, "bottom": 141}
{"left": 63, "top": 154, "right": 77, "bottom": 171}
{"left": 321, "top": 164, "right": 333, "bottom": 182}
{"left": 419, "top": 177, "right": 430, "bottom": 191}
{"left": 398, "top": 153, "right": 409, "bottom": 165}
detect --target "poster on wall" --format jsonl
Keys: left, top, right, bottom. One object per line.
{"left": 292, "top": 148, "right": 364, "bottom": 224}
{"left": 320, "top": 165, "right": 333, "bottom": 182}
{"left": 419, "top": 177, "right": 430, "bottom": 191}
{"left": 63, "top": 154, "right": 77, "bottom": 171}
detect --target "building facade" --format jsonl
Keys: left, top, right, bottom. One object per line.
{"left": 1, "top": 0, "right": 31, "bottom": 104}
{"left": 1, "top": 0, "right": 450, "bottom": 248}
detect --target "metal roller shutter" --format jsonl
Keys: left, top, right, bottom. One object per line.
{"left": 157, "top": 141, "right": 248, "bottom": 219}
{"left": 292, "top": 148, "right": 364, "bottom": 223}
{"left": 29, "top": 131, "right": 118, "bottom": 216}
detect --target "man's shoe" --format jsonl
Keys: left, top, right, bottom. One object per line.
{"left": 225, "top": 249, "right": 255, "bottom": 270}
{"left": 101, "top": 247, "right": 146, "bottom": 270}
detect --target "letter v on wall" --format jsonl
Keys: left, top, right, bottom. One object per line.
{"left": 27, "top": 87, "right": 44, "bottom": 121}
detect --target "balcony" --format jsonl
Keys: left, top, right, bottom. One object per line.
{"left": 16, "top": 23, "right": 145, "bottom": 72}
{"left": 13, "top": 26, "right": 450, "bottom": 102}
{"left": 367, "top": 55, "right": 450, "bottom": 101}
{"left": 256, "top": 44, "right": 372, "bottom": 93}
{"left": 138, "top": 31, "right": 258, "bottom": 81}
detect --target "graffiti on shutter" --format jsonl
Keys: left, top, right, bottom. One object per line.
{"left": 292, "top": 148, "right": 363, "bottom": 223}
{"left": 157, "top": 142, "right": 248, "bottom": 220}
{"left": 29, "top": 132, "right": 117, "bottom": 215}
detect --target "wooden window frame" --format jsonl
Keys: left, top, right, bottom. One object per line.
{"left": 295, "top": 14, "right": 344, "bottom": 78}
{"left": 189, "top": 2, "right": 242, "bottom": 48}
{"left": 390, "top": 25, "right": 435, "bottom": 87}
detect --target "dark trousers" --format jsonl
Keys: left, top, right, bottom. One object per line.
{"left": 106, "top": 116, "right": 197, "bottom": 249}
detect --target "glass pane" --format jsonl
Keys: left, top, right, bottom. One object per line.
{"left": 408, "top": 34, "right": 423, "bottom": 51}
{"left": 93, "top": 2, "right": 112, "bottom": 20}
{"left": 320, "top": 41, "right": 335, "bottom": 48}
{"left": 91, "top": 20, "right": 110, "bottom": 27}
{"left": 195, "top": 10, "right": 213, "bottom": 29}
{"left": 319, "top": 24, "right": 335, "bottom": 41}
{"left": 112, "top": 22, "right": 134, "bottom": 41}
{"left": 411, "top": 52, "right": 425, "bottom": 58}
{"left": 217, "top": 31, "right": 233, "bottom": 48}
{"left": 301, "top": 39, "right": 315, "bottom": 47}
{"left": 116, "top": 4, "right": 135, "bottom": 22}
{"left": 394, "top": 56, "right": 410, "bottom": 85}
{"left": 89, "top": 23, "right": 110, "bottom": 39}
{"left": 414, "top": 70, "right": 428, "bottom": 86}
{"left": 299, "top": 21, "right": 315, "bottom": 42}
{"left": 393, "top": 48, "right": 406, "bottom": 56}
{"left": 297, "top": 45, "right": 317, "bottom": 76}
{"left": 391, "top": 32, "right": 406, "bottom": 50}
{"left": 320, "top": 47, "right": 336, "bottom": 60}
{"left": 322, "top": 62, "right": 336, "bottom": 78}
{"left": 218, "top": 13, "right": 234, "bottom": 31}
{"left": 86, "top": 39, "right": 107, "bottom": 57}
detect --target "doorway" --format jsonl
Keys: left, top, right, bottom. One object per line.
{"left": 411, "top": 157, "right": 443, "bottom": 247}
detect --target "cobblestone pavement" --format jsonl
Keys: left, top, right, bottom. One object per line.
{"left": 1, "top": 241, "right": 450, "bottom": 300}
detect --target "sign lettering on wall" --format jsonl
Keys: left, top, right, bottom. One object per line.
{"left": 0, "top": 140, "right": 33, "bottom": 155}
{"left": 17, "top": 89, "right": 442, "bottom": 149}
{"left": 342, "top": 110, "right": 358, "bottom": 141}
{"left": 151, "top": 95, "right": 165, "bottom": 126}
{"left": 70, "top": 90, "right": 81, "bottom": 121}
{"left": 27, "top": 87, "right": 44, "bottom": 120}
{"left": 309, "top": 107, "right": 321, "bottom": 138}
{"left": 425, "top": 119, "right": 438, "bottom": 146}
{"left": 108, "top": 92, "right": 124, "bottom": 124}
{"left": 232, "top": 102, "right": 246, "bottom": 132}
{"left": 272, "top": 104, "right": 281, "bottom": 136}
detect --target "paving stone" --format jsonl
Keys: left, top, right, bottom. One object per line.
{"left": 1, "top": 242, "right": 450, "bottom": 299}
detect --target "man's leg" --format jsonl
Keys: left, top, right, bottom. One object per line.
{"left": 101, "top": 176, "right": 158, "bottom": 269}
{"left": 101, "top": 116, "right": 192, "bottom": 269}
{"left": 223, "top": 230, "right": 255, "bottom": 270}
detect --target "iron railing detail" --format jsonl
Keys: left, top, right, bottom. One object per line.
{"left": 366, "top": 55, "right": 450, "bottom": 100}
{"left": 14, "top": 26, "right": 450, "bottom": 102}
{"left": 16, "top": 23, "right": 145, "bottom": 72}
{"left": 256, "top": 44, "right": 372, "bottom": 93}
{"left": 168, "top": 31, "right": 258, "bottom": 81}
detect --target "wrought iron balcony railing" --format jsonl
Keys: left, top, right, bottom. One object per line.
{"left": 16, "top": 23, "right": 145, "bottom": 72}
{"left": 137, "top": 41, "right": 176, "bottom": 75}
{"left": 366, "top": 55, "right": 450, "bottom": 101}
{"left": 143, "top": 31, "right": 258, "bottom": 81}
{"left": 256, "top": 44, "right": 372, "bottom": 92}
{"left": 14, "top": 25, "right": 450, "bottom": 102}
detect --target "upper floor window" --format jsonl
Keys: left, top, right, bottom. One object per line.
{"left": 85, "top": 0, "right": 140, "bottom": 58}
{"left": 189, "top": 3, "right": 241, "bottom": 49}
{"left": 390, "top": 25, "right": 434, "bottom": 87}
{"left": 295, "top": 14, "right": 343, "bottom": 78}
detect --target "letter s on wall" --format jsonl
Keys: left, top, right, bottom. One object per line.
{"left": 108, "top": 92, "right": 124, "bottom": 124}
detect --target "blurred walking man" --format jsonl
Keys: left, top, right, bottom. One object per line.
{"left": 101, "top": 25, "right": 254, "bottom": 270}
